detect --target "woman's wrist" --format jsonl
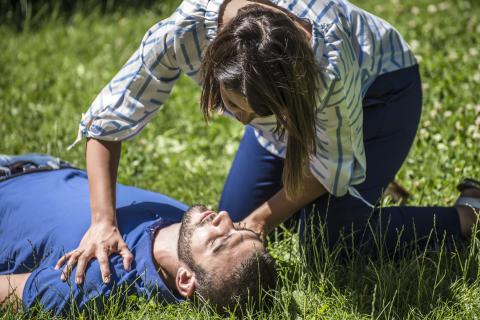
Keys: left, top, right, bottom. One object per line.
{"left": 90, "top": 210, "right": 117, "bottom": 226}
{"left": 242, "top": 215, "right": 267, "bottom": 237}
{"left": 244, "top": 179, "right": 328, "bottom": 236}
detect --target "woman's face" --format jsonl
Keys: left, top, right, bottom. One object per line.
{"left": 219, "top": 84, "right": 258, "bottom": 124}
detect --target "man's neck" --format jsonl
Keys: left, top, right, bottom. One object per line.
{"left": 152, "top": 222, "right": 181, "bottom": 294}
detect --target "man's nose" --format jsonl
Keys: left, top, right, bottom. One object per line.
{"left": 211, "top": 210, "right": 230, "bottom": 227}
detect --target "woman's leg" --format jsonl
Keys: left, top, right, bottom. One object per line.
{"left": 301, "top": 65, "right": 462, "bottom": 258}
{"left": 219, "top": 126, "right": 284, "bottom": 221}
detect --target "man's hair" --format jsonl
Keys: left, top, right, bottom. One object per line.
{"left": 201, "top": 2, "right": 321, "bottom": 199}
{"left": 192, "top": 249, "right": 278, "bottom": 316}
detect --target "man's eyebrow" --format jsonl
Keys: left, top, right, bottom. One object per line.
{"left": 212, "top": 230, "right": 259, "bottom": 255}
{"left": 212, "top": 234, "right": 231, "bottom": 254}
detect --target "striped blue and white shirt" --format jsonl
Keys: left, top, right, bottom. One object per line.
{"left": 73, "top": 0, "right": 416, "bottom": 197}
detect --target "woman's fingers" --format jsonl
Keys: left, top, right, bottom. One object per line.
{"left": 97, "top": 250, "right": 111, "bottom": 284}
{"left": 119, "top": 244, "right": 134, "bottom": 271}
{"left": 58, "top": 247, "right": 117, "bottom": 284}
{"left": 58, "top": 247, "right": 131, "bottom": 284}
{"left": 55, "top": 252, "right": 70, "bottom": 270}
{"left": 61, "top": 251, "right": 82, "bottom": 281}
{"left": 56, "top": 224, "right": 133, "bottom": 284}
{"left": 74, "top": 254, "right": 91, "bottom": 285}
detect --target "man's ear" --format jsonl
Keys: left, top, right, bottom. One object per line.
{"left": 176, "top": 265, "right": 197, "bottom": 298}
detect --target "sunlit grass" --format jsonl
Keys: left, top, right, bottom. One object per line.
{"left": 1, "top": 0, "right": 479, "bottom": 318}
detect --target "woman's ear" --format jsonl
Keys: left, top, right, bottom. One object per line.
{"left": 176, "top": 265, "right": 197, "bottom": 298}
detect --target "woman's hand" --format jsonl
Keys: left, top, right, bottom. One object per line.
{"left": 237, "top": 215, "right": 268, "bottom": 241}
{"left": 55, "top": 221, "right": 133, "bottom": 284}
{"left": 241, "top": 173, "right": 327, "bottom": 236}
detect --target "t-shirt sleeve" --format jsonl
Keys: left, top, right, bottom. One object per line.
{"left": 74, "top": 0, "right": 206, "bottom": 143}
{"left": 22, "top": 262, "right": 111, "bottom": 316}
{"left": 310, "top": 21, "right": 367, "bottom": 197}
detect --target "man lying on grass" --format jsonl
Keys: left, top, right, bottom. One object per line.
{"left": 0, "top": 154, "right": 277, "bottom": 316}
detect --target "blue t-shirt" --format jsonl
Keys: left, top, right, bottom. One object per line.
{"left": 0, "top": 168, "right": 187, "bottom": 315}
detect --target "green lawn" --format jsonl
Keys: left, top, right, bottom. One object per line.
{"left": 1, "top": 0, "right": 480, "bottom": 318}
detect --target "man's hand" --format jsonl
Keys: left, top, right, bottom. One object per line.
{"left": 54, "top": 222, "right": 133, "bottom": 284}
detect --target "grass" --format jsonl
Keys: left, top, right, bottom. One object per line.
{"left": 1, "top": 0, "right": 480, "bottom": 318}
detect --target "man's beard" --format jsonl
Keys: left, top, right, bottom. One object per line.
{"left": 177, "top": 205, "right": 210, "bottom": 270}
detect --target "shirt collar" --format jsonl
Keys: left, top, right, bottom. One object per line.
{"left": 138, "top": 217, "right": 185, "bottom": 303}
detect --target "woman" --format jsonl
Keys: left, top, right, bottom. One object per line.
{"left": 60, "top": 0, "right": 480, "bottom": 284}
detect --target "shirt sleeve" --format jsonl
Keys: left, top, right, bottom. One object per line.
{"left": 22, "top": 265, "right": 106, "bottom": 315}
{"left": 74, "top": 0, "right": 206, "bottom": 143}
{"left": 310, "top": 21, "right": 367, "bottom": 197}
{"left": 22, "top": 256, "right": 131, "bottom": 316}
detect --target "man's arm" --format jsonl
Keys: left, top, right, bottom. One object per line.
{"left": 0, "top": 273, "right": 30, "bottom": 310}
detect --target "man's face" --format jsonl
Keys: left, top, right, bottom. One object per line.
{"left": 178, "top": 205, "right": 263, "bottom": 276}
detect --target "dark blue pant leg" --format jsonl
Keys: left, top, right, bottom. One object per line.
{"left": 218, "top": 126, "right": 284, "bottom": 221}
{"left": 301, "top": 65, "right": 461, "bottom": 257}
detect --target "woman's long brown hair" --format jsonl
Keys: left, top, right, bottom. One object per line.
{"left": 201, "top": 3, "right": 321, "bottom": 199}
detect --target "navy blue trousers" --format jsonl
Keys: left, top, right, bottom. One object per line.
{"left": 219, "top": 65, "right": 461, "bottom": 257}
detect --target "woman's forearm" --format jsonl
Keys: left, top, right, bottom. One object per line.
{"left": 243, "top": 173, "right": 327, "bottom": 235}
{"left": 86, "top": 138, "right": 121, "bottom": 224}
{"left": 55, "top": 139, "right": 132, "bottom": 285}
